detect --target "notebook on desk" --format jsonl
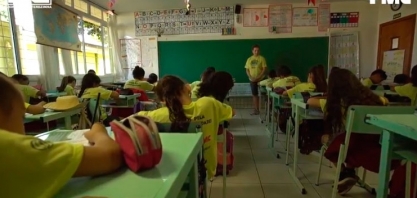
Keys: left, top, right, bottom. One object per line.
{"left": 35, "top": 129, "right": 89, "bottom": 145}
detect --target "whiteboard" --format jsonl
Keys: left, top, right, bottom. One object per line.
{"left": 382, "top": 50, "right": 405, "bottom": 80}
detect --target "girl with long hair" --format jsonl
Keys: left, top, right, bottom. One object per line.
{"left": 283, "top": 65, "right": 327, "bottom": 98}
{"left": 138, "top": 75, "right": 234, "bottom": 179}
{"left": 191, "top": 69, "right": 215, "bottom": 98}
{"left": 78, "top": 73, "right": 120, "bottom": 126}
{"left": 57, "top": 76, "right": 76, "bottom": 95}
{"left": 197, "top": 71, "right": 234, "bottom": 102}
{"left": 307, "top": 68, "right": 402, "bottom": 196}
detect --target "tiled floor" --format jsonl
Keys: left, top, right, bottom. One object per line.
{"left": 207, "top": 109, "right": 380, "bottom": 198}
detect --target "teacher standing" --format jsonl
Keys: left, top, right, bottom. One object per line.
{"left": 245, "top": 45, "right": 267, "bottom": 115}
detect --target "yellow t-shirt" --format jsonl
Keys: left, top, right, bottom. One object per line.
{"left": 190, "top": 81, "right": 201, "bottom": 90}
{"left": 259, "top": 77, "right": 280, "bottom": 87}
{"left": 64, "top": 85, "right": 75, "bottom": 96}
{"left": 272, "top": 76, "right": 301, "bottom": 88}
{"left": 361, "top": 78, "right": 373, "bottom": 87}
{"left": 24, "top": 102, "right": 30, "bottom": 109}
{"left": 286, "top": 82, "right": 316, "bottom": 98}
{"left": 191, "top": 83, "right": 200, "bottom": 99}
{"left": 245, "top": 55, "right": 267, "bottom": 79}
{"left": 81, "top": 87, "right": 112, "bottom": 120}
{"left": 124, "top": 79, "right": 154, "bottom": 91}
{"left": 395, "top": 83, "right": 417, "bottom": 105}
{"left": 138, "top": 96, "right": 233, "bottom": 178}
{"left": 0, "top": 129, "right": 83, "bottom": 198}
{"left": 17, "top": 85, "right": 39, "bottom": 102}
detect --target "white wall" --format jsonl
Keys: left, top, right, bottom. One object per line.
{"left": 117, "top": 1, "right": 380, "bottom": 77}
{"left": 377, "top": 3, "right": 417, "bottom": 74}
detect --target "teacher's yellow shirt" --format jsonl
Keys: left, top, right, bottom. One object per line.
{"left": 245, "top": 55, "right": 267, "bottom": 79}
{"left": 286, "top": 82, "right": 316, "bottom": 98}
{"left": 17, "top": 84, "right": 39, "bottom": 102}
{"left": 395, "top": 83, "right": 417, "bottom": 105}
{"left": 124, "top": 79, "right": 154, "bottom": 91}
{"left": 0, "top": 129, "right": 83, "bottom": 198}
{"left": 138, "top": 96, "right": 233, "bottom": 178}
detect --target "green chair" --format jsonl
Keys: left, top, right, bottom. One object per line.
{"left": 315, "top": 105, "right": 415, "bottom": 198}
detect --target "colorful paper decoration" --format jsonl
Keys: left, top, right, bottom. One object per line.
{"left": 108, "top": 0, "right": 116, "bottom": 10}
{"left": 308, "top": 0, "right": 316, "bottom": 6}
{"left": 330, "top": 12, "right": 359, "bottom": 28}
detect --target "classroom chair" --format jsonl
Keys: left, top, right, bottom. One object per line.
{"left": 315, "top": 105, "right": 415, "bottom": 198}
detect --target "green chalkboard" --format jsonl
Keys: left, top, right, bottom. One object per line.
{"left": 158, "top": 37, "right": 328, "bottom": 83}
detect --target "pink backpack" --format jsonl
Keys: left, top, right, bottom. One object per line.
{"left": 110, "top": 115, "right": 163, "bottom": 172}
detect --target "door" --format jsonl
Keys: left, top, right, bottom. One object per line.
{"left": 377, "top": 14, "right": 416, "bottom": 74}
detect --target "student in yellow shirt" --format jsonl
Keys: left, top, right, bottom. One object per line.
{"left": 272, "top": 65, "right": 301, "bottom": 88}
{"left": 361, "top": 69, "right": 387, "bottom": 87}
{"left": 197, "top": 71, "right": 234, "bottom": 102}
{"left": 393, "top": 65, "right": 417, "bottom": 105}
{"left": 124, "top": 66, "right": 155, "bottom": 91}
{"left": 190, "top": 67, "right": 216, "bottom": 90}
{"left": 245, "top": 45, "right": 267, "bottom": 115}
{"left": 147, "top": 73, "right": 158, "bottom": 84}
{"left": 259, "top": 69, "right": 279, "bottom": 87}
{"left": 11, "top": 74, "right": 30, "bottom": 85}
{"left": 78, "top": 73, "right": 120, "bottom": 126}
{"left": 0, "top": 75, "right": 122, "bottom": 198}
{"left": 25, "top": 101, "right": 46, "bottom": 115}
{"left": 57, "top": 76, "right": 77, "bottom": 95}
{"left": 306, "top": 68, "right": 402, "bottom": 196}
{"left": 191, "top": 69, "right": 215, "bottom": 98}
{"left": 283, "top": 65, "right": 327, "bottom": 98}
{"left": 138, "top": 75, "right": 234, "bottom": 178}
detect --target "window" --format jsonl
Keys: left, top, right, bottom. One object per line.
{"left": 14, "top": 0, "right": 40, "bottom": 75}
{"left": 58, "top": 48, "right": 77, "bottom": 75}
{"left": 73, "top": 0, "right": 88, "bottom": 13}
{"left": 64, "top": 0, "right": 72, "bottom": 7}
{"left": 90, "top": 5, "right": 102, "bottom": 20}
{"left": 103, "top": 26, "right": 112, "bottom": 74}
{"left": 0, "top": 0, "right": 17, "bottom": 76}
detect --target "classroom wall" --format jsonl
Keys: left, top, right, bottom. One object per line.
{"left": 116, "top": 1, "right": 379, "bottom": 77}
{"left": 377, "top": 3, "right": 417, "bottom": 74}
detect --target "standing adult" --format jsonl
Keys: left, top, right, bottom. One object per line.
{"left": 245, "top": 45, "right": 267, "bottom": 115}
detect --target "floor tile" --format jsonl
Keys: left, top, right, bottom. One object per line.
{"left": 313, "top": 183, "right": 376, "bottom": 198}
{"left": 210, "top": 183, "right": 264, "bottom": 198}
{"left": 212, "top": 163, "right": 260, "bottom": 184}
{"left": 233, "top": 135, "right": 251, "bottom": 149}
{"left": 257, "top": 163, "right": 310, "bottom": 184}
{"left": 263, "top": 184, "right": 321, "bottom": 198}
{"left": 252, "top": 149, "right": 285, "bottom": 164}
{"left": 233, "top": 148, "right": 254, "bottom": 164}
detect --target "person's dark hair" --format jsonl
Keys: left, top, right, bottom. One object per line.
{"left": 371, "top": 69, "right": 387, "bottom": 80}
{"left": 132, "top": 66, "right": 145, "bottom": 79}
{"left": 155, "top": 75, "right": 190, "bottom": 131}
{"left": 57, "top": 76, "right": 76, "bottom": 92}
{"left": 411, "top": 65, "right": 417, "bottom": 87}
{"left": 276, "top": 65, "right": 291, "bottom": 77}
{"left": 206, "top": 67, "right": 215, "bottom": 72}
{"left": 147, "top": 73, "right": 158, "bottom": 84}
{"left": 197, "top": 71, "right": 234, "bottom": 102}
{"left": 78, "top": 73, "right": 101, "bottom": 97}
{"left": 252, "top": 44, "right": 260, "bottom": 49}
{"left": 201, "top": 69, "right": 214, "bottom": 82}
{"left": 309, "top": 65, "right": 327, "bottom": 92}
{"left": 268, "top": 69, "right": 277, "bottom": 78}
{"left": 11, "top": 74, "right": 28, "bottom": 83}
{"left": 0, "top": 75, "right": 21, "bottom": 114}
{"left": 325, "top": 69, "right": 383, "bottom": 134}
{"left": 0, "top": 72, "right": 6, "bottom": 77}
{"left": 393, "top": 74, "right": 410, "bottom": 85}
{"left": 87, "top": 69, "right": 96, "bottom": 74}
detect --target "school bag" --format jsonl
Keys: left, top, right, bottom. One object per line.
{"left": 216, "top": 121, "right": 234, "bottom": 176}
{"left": 110, "top": 115, "right": 163, "bottom": 172}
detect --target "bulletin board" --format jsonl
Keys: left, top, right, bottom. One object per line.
{"left": 243, "top": 8, "right": 269, "bottom": 27}
{"left": 268, "top": 4, "right": 292, "bottom": 33}
{"left": 330, "top": 12, "right": 359, "bottom": 28}
{"left": 318, "top": 4, "right": 330, "bottom": 32}
{"left": 134, "top": 6, "right": 235, "bottom": 36}
{"left": 120, "top": 39, "right": 141, "bottom": 80}
{"left": 328, "top": 31, "right": 360, "bottom": 77}
{"left": 292, "top": 7, "right": 318, "bottom": 27}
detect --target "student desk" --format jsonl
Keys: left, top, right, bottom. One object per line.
{"left": 267, "top": 92, "right": 289, "bottom": 147}
{"left": 259, "top": 85, "right": 268, "bottom": 123}
{"left": 287, "top": 98, "right": 324, "bottom": 194}
{"left": 102, "top": 94, "right": 141, "bottom": 108}
{"left": 55, "top": 132, "right": 203, "bottom": 198}
{"left": 46, "top": 92, "right": 67, "bottom": 98}
{"left": 25, "top": 108, "right": 81, "bottom": 130}
{"left": 372, "top": 90, "right": 398, "bottom": 96}
{"left": 366, "top": 114, "right": 417, "bottom": 198}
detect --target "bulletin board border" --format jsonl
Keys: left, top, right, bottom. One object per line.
{"left": 243, "top": 8, "right": 269, "bottom": 27}
{"left": 291, "top": 7, "right": 318, "bottom": 27}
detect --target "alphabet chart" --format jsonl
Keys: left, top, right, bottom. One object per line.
{"left": 134, "top": 6, "right": 235, "bottom": 36}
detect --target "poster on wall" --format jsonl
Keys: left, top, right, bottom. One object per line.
{"left": 268, "top": 4, "right": 292, "bottom": 33}
{"left": 330, "top": 12, "right": 359, "bottom": 28}
{"left": 134, "top": 6, "right": 235, "bottom": 36}
{"left": 318, "top": 4, "right": 330, "bottom": 32}
{"left": 382, "top": 50, "right": 405, "bottom": 80}
{"left": 328, "top": 31, "right": 360, "bottom": 77}
{"left": 243, "top": 8, "right": 269, "bottom": 27}
{"left": 292, "top": 7, "right": 318, "bottom": 27}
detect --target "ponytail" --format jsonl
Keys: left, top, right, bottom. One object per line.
{"left": 166, "top": 97, "right": 190, "bottom": 132}
{"left": 57, "top": 76, "right": 68, "bottom": 92}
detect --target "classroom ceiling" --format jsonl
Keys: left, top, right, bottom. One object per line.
{"left": 87, "top": 0, "right": 365, "bottom": 13}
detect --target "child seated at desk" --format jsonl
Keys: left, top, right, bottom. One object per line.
{"left": 393, "top": 73, "right": 410, "bottom": 85}
{"left": 137, "top": 75, "right": 234, "bottom": 179}
{"left": 25, "top": 101, "right": 46, "bottom": 115}
{"left": 0, "top": 75, "right": 122, "bottom": 197}
{"left": 79, "top": 73, "right": 120, "bottom": 126}
{"left": 361, "top": 69, "right": 387, "bottom": 88}
{"left": 11, "top": 74, "right": 29, "bottom": 85}
{"left": 392, "top": 65, "right": 417, "bottom": 106}
{"left": 190, "top": 67, "right": 215, "bottom": 90}
{"left": 307, "top": 68, "right": 405, "bottom": 196}
{"left": 147, "top": 73, "right": 158, "bottom": 85}
{"left": 259, "top": 69, "right": 279, "bottom": 87}
{"left": 197, "top": 71, "right": 234, "bottom": 102}
{"left": 283, "top": 65, "right": 327, "bottom": 98}
{"left": 57, "top": 76, "right": 76, "bottom": 95}
{"left": 272, "top": 65, "right": 301, "bottom": 89}
{"left": 124, "top": 66, "right": 155, "bottom": 91}
{"left": 191, "top": 69, "right": 214, "bottom": 98}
